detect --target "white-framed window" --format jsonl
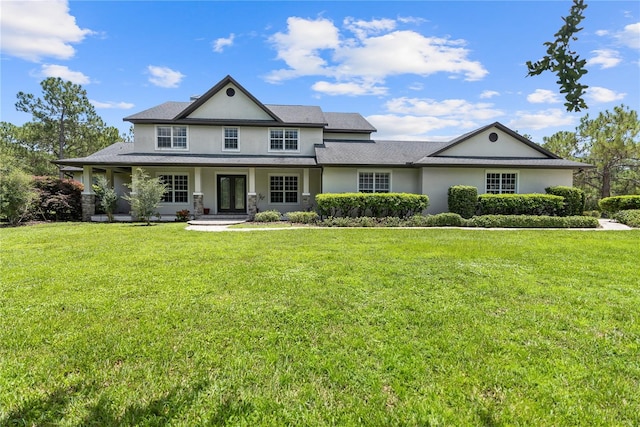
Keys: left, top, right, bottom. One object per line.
{"left": 358, "top": 171, "right": 391, "bottom": 193}
{"left": 486, "top": 171, "right": 518, "bottom": 194}
{"left": 159, "top": 174, "right": 189, "bottom": 203}
{"left": 269, "top": 128, "right": 299, "bottom": 152}
{"left": 223, "top": 127, "right": 239, "bottom": 151}
{"left": 156, "top": 126, "right": 188, "bottom": 150}
{"left": 269, "top": 174, "right": 298, "bottom": 204}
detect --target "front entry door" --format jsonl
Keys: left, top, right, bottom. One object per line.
{"left": 217, "top": 175, "right": 246, "bottom": 213}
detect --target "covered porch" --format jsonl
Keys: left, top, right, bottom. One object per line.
{"left": 79, "top": 165, "right": 322, "bottom": 222}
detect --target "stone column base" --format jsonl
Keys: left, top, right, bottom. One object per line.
{"left": 248, "top": 193, "right": 257, "bottom": 220}
{"left": 193, "top": 193, "right": 204, "bottom": 219}
{"left": 302, "top": 193, "right": 312, "bottom": 211}
{"left": 81, "top": 194, "right": 95, "bottom": 222}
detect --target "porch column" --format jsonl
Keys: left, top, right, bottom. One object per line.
{"left": 247, "top": 167, "right": 257, "bottom": 220}
{"left": 302, "top": 168, "right": 311, "bottom": 211}
{"left": 193, "top": 167, "right": 203, "bottom": 218}
{"left": 81, "top": 165, "right": 95, "bottom": 222}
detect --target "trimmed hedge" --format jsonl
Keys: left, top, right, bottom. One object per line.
{"left": 254, "top": 210, "right": 281, "bottom": 222}
{"left": 598, "top": 195, "right": 640, "bottom": 214}
{"left": 613, "top": 209, "right": 640, "bottom": 228}
{"left": 32, "top": 176, "right": 84, "bottom": 221}
{"left": 315, "top": 214, "right": 598, "bottom": 228}
{"left": 448, "top": 185, "right": 478, "bottom": 218}
{"left": 315, "top": 193, "right": 429, "bottom": 218}
{"left": 477, "top": 194, "right": 564, "bottom": 216}
{"left": 466, "top": 215, "right": 599, "bottom": 228}
{"left": 545, "top": 186, "right": 585, "bottom": 216}
{"left": 285, "top": 211, "right": 319, "bottom": 224}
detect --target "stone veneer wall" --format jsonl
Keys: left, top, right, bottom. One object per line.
{"left": 81, "top": 194, "right": 95, "bottom": 222}
{"left": 247, "top": 194, "right": 257, "bottom": 220}
{"left": 193, "top": 193, "right": 204, "bottom": 219}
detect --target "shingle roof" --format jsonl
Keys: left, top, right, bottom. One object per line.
{"left": 315, "top": 140, "right": 449, "bottom": 165}
{"left": 315, "top": 139, "right": 593, "bottom": 169}
{"left": 323, "top": 112, "right": 377, "bottom": 132}
{"left": 414, "top": 156, "right": 592, "bottom": 168}
{"left": 124, "top": 102, "right": 190, "bottom": 121}
{"left": 56, "top": 142, "right": 317, "bottom": 167}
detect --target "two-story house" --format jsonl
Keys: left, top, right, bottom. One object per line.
{"left": 57, "top": 75, "right": 590, "bottom": 221}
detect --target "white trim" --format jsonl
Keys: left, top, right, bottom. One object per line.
{"left": 267, "top": 128, "right": 300, "bottom": 153}
{"left": 268, "top": 173, "right": 300, "bottom": 205}
{"left": 156, "top": 172, "right": 190, "bottom": 204}
{"left": 155, "top": 125, "right": 189, "bottom": 151}
{"left": 357, "top": 169, "right": 392, "bottom": 193}
{"left": 484, "top": 169, "right": 519, "bottom": 194}
{"left": 222, "top": 127, "right": 240, "bottom": 152}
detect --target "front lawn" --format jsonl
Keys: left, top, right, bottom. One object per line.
{"left": 1, "top": 223, "right": 639, "bottom": 425}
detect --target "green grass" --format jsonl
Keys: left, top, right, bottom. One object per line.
{"left": 1, "top": 223, "right": 639, "bottom": 426}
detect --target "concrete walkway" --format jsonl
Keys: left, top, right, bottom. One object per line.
{"left": 185, "top": 218, "right": 633, "bottom": 232}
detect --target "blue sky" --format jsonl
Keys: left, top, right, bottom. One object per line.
{"left": 1, "top": 0, "right": 638, "bottom": 144}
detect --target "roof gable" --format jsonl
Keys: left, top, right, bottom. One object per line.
{"left": 176, "top": 75, "right": 281, "bottom": 122}
{"left": 432, "top": 122, "right": 559, "bottom": 159}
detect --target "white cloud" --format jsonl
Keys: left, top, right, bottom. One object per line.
{"left": 586, "top": 86, "right": 626, "bottom": 103}
{"left": 147, "top": 65, "right": 185, "bottom": 88}
{"left": 212, "top": 34, "right": 235, "bottom": 53}
{"left": 343, "top": 17, "right": 396, "bottom": 40}
{"left": 527, "top": 89, "right": 561, "bottom": 104}
{"left": 480, "top": 90, "right": 499, "bottom": 99}
{"left": 265, "top": 16, "right": 488, "bottom": 93}
{"left": 385, "top": 97, "right": 503, "bottom": 121}
{"left": 507, "top": 109, "right": 576, "bottom": 131}
{"left": 589, "top": 49, "right": 622, "bottom": 69}
{"left": 90, "top": 100, "right": 135, "bottom": 109}
{"left": 616, "top": 22, "right": 640, "bottom": 49}
{"left": 0, "top": 0, "right": 93, "bottom": 62}
{"left": 312, "top": 80, "right": 387, "bottom": 96}
{"left": 595, "top": 29, "right": 610, "bottom": 37}
{"left": 366, "top": 114, "right": 472, "bottom": 140}
{"left": 266, "top": 17, "right": 341, "bottom": 82}
{"left": 36, "top": 64, "right": 91, "bottom": 84}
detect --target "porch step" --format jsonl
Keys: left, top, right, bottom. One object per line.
{"left": 188, "top": 214, "right": 249, "bottom": 226}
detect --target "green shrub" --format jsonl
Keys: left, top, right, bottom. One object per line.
{"left": 582, "top": 210, "right": 601, "bottom": 218}
{"left": 477, "top": 194, "right": 563, "bottom": 216}
{"left": 285, "top": 211, "right": 319, "bottom": 224}
{"left": 545, "top": 186, "right": 585, "bottom": 216}
{"left": 466, "top": 215, "right": 599, "bottom": 228}
{"left": 32, "top": 176, "right": 84, "bottom": 221}
{"left": 0, "top": 167, "right": 37, "bottom": 225}
{"left": 254, "top": 210, "right": 281, "bottom": 222}
{"left": 315, "top": 193, "right": 428, "bottom": 218}
{"left": 598, "top": 195, "right": 640, "bottom": 214}
{"left": 93, "top": 176, "right": 118, "bottom": 222}
{"left": 408, "top": 213, "right": 465, "bottom": 227}
{"left": 448, "top": 186, "right": 478, "bottom": 218}
{"left": 123, "top": 168, "right": 167, "bottom": 225}
{"left": 613, "top": 209, "right": 640, "bottom": 228}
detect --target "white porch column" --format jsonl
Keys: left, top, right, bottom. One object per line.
{"left": 194, "top": 167, "right": 202, "bottom": 194}
{"left": 193, "top": 167, "right": 203, "bottom": 218}
{"left": 81, "top": 165, "right": 95, "bottom": 221}
{"left": 248, "top": 167, "right": 256, "bottom": 194}
{"left": 82, "top": 165, "right": 94, "bottom": 194}
{"left": 247, "top": 168, "right": 257, "bottom": 219}
{"left": 302, "top": 168, "right": 310, "bottom": 195}
{"left": 302, "top": 168, "right": 311, "bottom": 210}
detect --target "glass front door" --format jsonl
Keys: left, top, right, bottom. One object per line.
{"left": 217, "top": 175, "right": 246, "bottom": 213}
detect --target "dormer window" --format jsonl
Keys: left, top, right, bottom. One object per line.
{"left": 157, "top": 126, "right": 187, "bottom": 150}
{"left": 269, "top": 128, "right": 298, "bottom": 152}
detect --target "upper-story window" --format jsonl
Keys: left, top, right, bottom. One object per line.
{"left": 269, "top": 129, "right": 298, "bottom": 152}
{"left": 223, "top": 127, "right": 239, "bottom": 151}
{"left": 157, "top": 126, "right": 187, "bottom": 149}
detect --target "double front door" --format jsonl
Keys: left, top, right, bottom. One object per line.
{"left": 217, "top": 175, "right": 246, "bottom": 213}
